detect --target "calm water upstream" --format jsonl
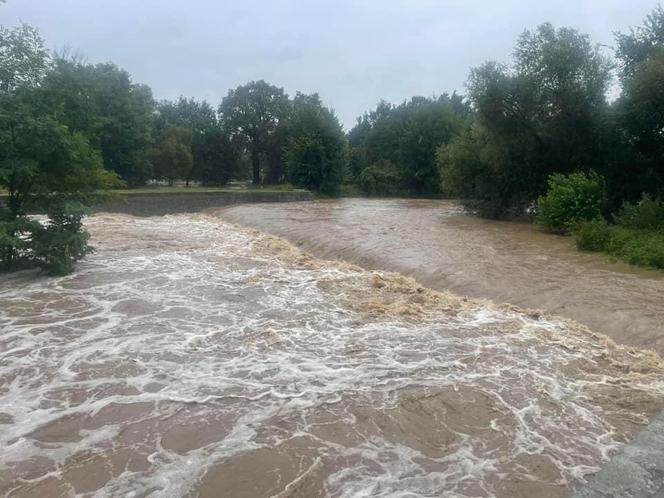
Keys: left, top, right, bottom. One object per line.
{"left": 219, "top": 198, "right": 664, "bottom": 355}
{"left": 0, "top": 208, "right": 663, "bottom": 497}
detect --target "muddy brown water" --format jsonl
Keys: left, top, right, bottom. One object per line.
{"left": 0, "top": 208, "right": 663, "bottom": 497}
{"left": 219, "top": 198, "right": 664, "bottom": 355}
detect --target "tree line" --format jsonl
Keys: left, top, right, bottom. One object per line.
{"left": 2, "top": 6, "right": 664, "bottom": 273}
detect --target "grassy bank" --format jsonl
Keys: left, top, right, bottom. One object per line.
{"left": 575, "top": 221, "right": 664, "bottom": 269}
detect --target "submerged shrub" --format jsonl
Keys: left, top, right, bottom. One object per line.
{"left": 606, "top": 227, "right": 664, "bottom": 269}
{"left": 537, "top": 171, "right": 606, "bottom": 233}
{"left": 31, "top": 203, "right": 93, "bottom": 275}
{"left": 575, "top": 219, "right": 664, "bottom": 269}
{"left": 1, "top": 202, "right": 94, "bottom": 276}
{"left": 0, "top": 217, "right": 42, "bottom": 271}
{"left": 613, "top": 194, "right": 664, "bottom": 230}
{"left": 574, "top": 219, "right": 611, "bottom": 251}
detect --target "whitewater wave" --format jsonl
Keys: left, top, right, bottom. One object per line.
{"left": 0, "top": 213, "right": 662, "bottom": 497}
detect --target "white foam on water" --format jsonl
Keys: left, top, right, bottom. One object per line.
{"left": 0, "top": 214, "right": 662, "bottom": 497}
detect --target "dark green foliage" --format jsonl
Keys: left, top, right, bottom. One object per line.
{"left": 357, "top": 160, "right": 400, "bottom": 196}
{"left": 443, "top": 24, "right": 612, "bottom": 215}
{"left": 348, "top": 95, "right": 469, "bottom": 196}
{"left": 606, "top": 6, "right": 664, "bottom": 203}
{"left": 537, "top": 171, "right": 606, "bottom": 233}
{"left": 283, "top": 93, "right": 346, "bottom": 194}
{"left": 574, "top": 219, "right": 612, "bottom": 251}
{"left": 39, "top": 58, "right": 155, "bottom": 185}
{"left": 149, "top": 125, "right": 193, "bottom": 185}
{"left": 156, "top": 98, "right": 238, "bottom": 185}
{"left": 219, "top": 80, "right": 290, "bottom": 185}
{"left": 574, "top": 195, "right": 664, "bottom": 269}
{"left": 614, "top": 50, "right": 664, "bottom": 199}
{"left": 613, "top": 194, "right": 664, "bottom": 230}
{"left": 616, "top": 5, "right": 664, "bottom": 78}
{"left": 31, "top": 202, "right": 92, "bottom": 275}
{"left": 576, "top": 224, "right": 664, "bottom": 269}
{"left": 0, "top": 23, "right": 119, "bottom": 275}
{"left": 605, "top": 227, "right": 664, "bottom": 268}
{"left": 438, "top": 123, "right": 517, "bottom": 217}
{"left": 0, "top": 216, "right": 41, "bottom": 271}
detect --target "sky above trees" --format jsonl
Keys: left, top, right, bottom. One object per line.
{"left": 1, "top": 0, "right": 657, "bottom": 129}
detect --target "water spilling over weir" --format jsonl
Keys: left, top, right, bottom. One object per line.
{"left": 1, "top": 212, "right": 663, "bottom": 497}
{"left": 219, "top": 199, "right": 664, "bottom": 355}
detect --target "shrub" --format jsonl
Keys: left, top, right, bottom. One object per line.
{"left": 606, "top": 227, "right": 664, "bottom": 269}
{"left": 358, "top": 160, "right": 401, "bottom": 196}
{"left": 575, "top": 220, "right": 664, "bottom": 269}
{"left": 31, "top": 203, "right": 93, "bottom": 275}
{"left": 613, "top": 194, "right": 664, "bottom": 230}
{"left": 574, "top": 219, "right": 611, "bottom": 251}
{"left": 537, "top": 171, "right": 606, "bottom": 233}
{"left": 0, "top": 217, "right": 42, "bottom": 271}
{"left": 1, "top": 202, "right": 93, "bottom": 276}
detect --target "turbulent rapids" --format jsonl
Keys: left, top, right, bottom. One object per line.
{"left": 1, "top": 213, "right": 664, "bottom": 497}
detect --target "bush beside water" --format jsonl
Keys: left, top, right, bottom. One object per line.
{"left": 573, "top": 194, "right": 664, "bottom": 269}
{"left": 536, "top": 171, "right": 606, "bottom": 233}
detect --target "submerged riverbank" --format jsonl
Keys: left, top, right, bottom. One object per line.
{"left": 1, "top": 212, "right": 663, "bottom": 497}
{"left": 218, "top": 198, "right": 664, "bottom": 355}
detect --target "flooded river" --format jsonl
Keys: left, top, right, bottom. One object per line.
{"left": 1, "top": 209, "right": 663, "bottom": 497}
{"left": 220, "top": 199, "right": 664, "bottom": 355}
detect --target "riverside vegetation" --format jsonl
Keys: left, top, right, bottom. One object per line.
{"left": 2, "top": 6, "right": 664, "bottom": 273}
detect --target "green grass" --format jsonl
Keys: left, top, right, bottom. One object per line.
{"left": 575, "top": 222, "right": 664, "bottom": 269}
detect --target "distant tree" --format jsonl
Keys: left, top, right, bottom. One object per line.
{"left": 149, "top": 125, "right": 193, "bottom": 185}
{"left": 156, "top": 97, "right": 238, "bottom": 185}
{"left": 348, "top": 95, "right": 469, "bottom": 195}
{"left": 0, "top": 24, "right": 119, "bottom": 274}
{"left": 614, "top": 7, "right": 664, "bottom": 200}
{"left": 0, "top": 23, "right": 49, "bottom": 92}
{"left": 40, "top": 58, "right": 155, "bottom": 185}
{"left": 398, "top": 95, "right": 468, "bottom": 194}
{"left": 357, "top": 159, "right": 400, "bottom": 196}
{"left": 441, "top": 23, "right": 612, "bottom": 215}
{"left": 282, "top": 93, "right": 347, "bottom": 194}
{"left": 437, "top": 123, "right": 507, "bottom": 214}
{"left": 616, "top": 6, "right": 664, "bottom": 78}
{"left": 218, "top": 80, "right": 290, "bottom": 184}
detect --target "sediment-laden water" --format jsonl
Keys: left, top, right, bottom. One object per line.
{"left": 1, "top": 213, "right": 663, "bottom": 497}
{"left": 219, "top": 199, "right": 664, "bottom": 354}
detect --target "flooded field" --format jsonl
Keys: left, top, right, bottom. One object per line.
{"left": 1, "top": 212, "right": 663, "bottom": 497}
{"left": 220, "top": 199, "right": 664, "bottom": 354}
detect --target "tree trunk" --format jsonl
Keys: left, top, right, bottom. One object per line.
{"left": 251, "top": 149, "right": 261, "bottom": 185}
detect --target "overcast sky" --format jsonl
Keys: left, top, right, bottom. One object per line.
{"left": 1, "top": 0, "right": 656, "bottom": 129}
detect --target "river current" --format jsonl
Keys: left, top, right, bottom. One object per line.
{"left": 0, "top": 207, "right": 663, "bottom": 497}
{"left": 220, "top": 199, "right": 664, "bottom": 355}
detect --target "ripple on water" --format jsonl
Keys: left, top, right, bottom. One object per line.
{"left": 0, "top": 213, "right": 662, "bottom": 498}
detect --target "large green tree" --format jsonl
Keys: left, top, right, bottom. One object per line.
{"left": 348, "top": 95, "right": 468, "bottom": 195}
{"left": 283, "top": 93, "right": 347, "bottom": 194}
{"left": 218, "top": 80, "right": 290, "bottom": 185}
{"left": 439, "top": 23, "right": 612, "bottom": 215}
{"left": 149, "top": 125, "right": 193, "bottom": 185}
{"left": 0, "top": 24, "right": 119, "bottom": 274}
{"left": 614, "top": 7, "right": 664, "bottom": 200}
{"left": 156, "top": 97, "right": 238, "bottom": 185}
{"left": 40, "top": 58, "right": 155, "bottom": 185}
